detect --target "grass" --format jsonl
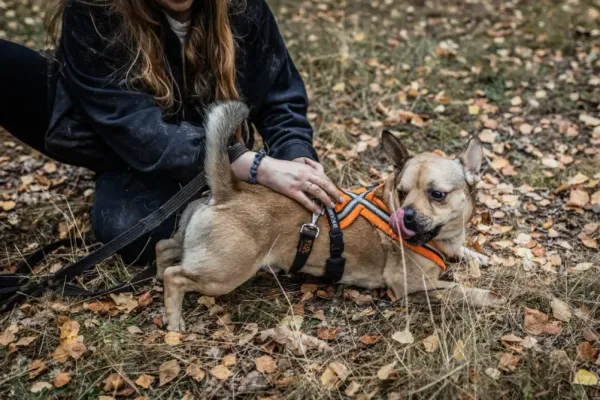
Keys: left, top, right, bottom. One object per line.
{"left": 1, "top": 0, "right": 600, "bottom": 399}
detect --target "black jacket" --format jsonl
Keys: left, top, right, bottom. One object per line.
{"left": 45, "top": 0, "right": 317, "bottom": 183}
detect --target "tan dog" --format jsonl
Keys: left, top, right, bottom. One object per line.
{"left": 156, "top": 102, "right": 504, "bottom": 332}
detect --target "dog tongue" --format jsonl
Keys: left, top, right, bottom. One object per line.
{"left": 390, "top": 209, "right": 416, "bottom": 239}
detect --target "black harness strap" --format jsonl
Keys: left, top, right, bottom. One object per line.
{"left": 322, "top": 207, "right": 345, "bottom": 283}
{"left": 0, "top": 173, "right": 207, "bottom": 313}
{"left": 289, "top": 226, "right": 318, "bottom": 275}
{"left": 290, "top": 206, "right": 346, "bottom": 283}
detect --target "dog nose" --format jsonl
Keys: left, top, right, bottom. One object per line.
{"left": 403, "top": 208, "right": 417, "bottom": 228}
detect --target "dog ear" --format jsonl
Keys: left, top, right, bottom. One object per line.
{"left": 382, "top": 130, "right": 410, "bottom": 169}
{"left": 460, "top": 136, "right": 483, "bottom": 185}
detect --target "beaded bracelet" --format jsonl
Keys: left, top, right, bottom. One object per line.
{"left": 248, "top": 149, "right": 267, "bottom": 184}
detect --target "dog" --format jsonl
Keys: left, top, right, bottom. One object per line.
{"left": 156, "top": 102, "right": 505, "bottom": 332}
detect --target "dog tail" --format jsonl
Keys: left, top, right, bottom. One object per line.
{"left": 204, "top": 101, "right": 250, "bottom": 202}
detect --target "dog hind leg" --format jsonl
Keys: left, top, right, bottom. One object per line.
{"left": 409, "top": 280, "right": 506, "bottom": 308}
{"left": 155, "top": 232, "right": 183, "bottom": 281}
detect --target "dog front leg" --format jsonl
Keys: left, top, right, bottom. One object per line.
{"left": 458, "top": 246, "right": 489, "bottom": 267}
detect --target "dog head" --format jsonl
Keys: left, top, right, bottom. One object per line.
{"left": 382, "top": 130, "right": 483, "bottom": 246}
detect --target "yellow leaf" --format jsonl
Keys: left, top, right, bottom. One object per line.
{"left": 377, "top": 361, "right": 397, "bottom": 380}
{"left": 186, "top": 364, "right": 206, "bottom": 382}
{"left": 222, "top": 354, "right": 236, "bottom": 367}
{"left": 210, "top": 364, "right": 232, "bottom": 381}
{"left": 159, "top": 360, "right": 181, "bottom": 386}
{"left": 468, "top": 105, "right": 480, "bottom": 115}
{"left": 453, "top": 339, "right": 466, "bottom": 361}
{"left": 0, "top": 201, "right": 16, "bottom": 212}
{"left": 422, "top": 334, "right": 440, "bottom": 353}
{"left": 255, "top": 355, "right": 277, "bottom": 374}
{"left": 164, "top": 331, "right": 182, "bottom": 346}
{"left": 198, "top": 296, "right": 215, "bottom": 308}
{"left": 573, "top": 369, "right": 598, "bottom": 385}
{"left": 353, "top": 32, "right": 366, "bottom": 42}
{"left": 333, "top": 82, "right": 345, "bottom": 92}
{"left": 135, "top": 374, "right": 154, "bottom": 389}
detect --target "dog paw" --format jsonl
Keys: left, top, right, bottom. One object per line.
{"left": 165, "top": 316, "right": 186, "bottom": 332}
{"left": 472, "top": 252, "right": 489, "bottom": 267}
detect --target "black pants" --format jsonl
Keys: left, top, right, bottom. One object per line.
{"left": 0, "top": 40, "right": 179, "bottom": 265}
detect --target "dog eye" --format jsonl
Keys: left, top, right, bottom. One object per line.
{"left": 430, "top": 190, "right": 447, "bottom": 201}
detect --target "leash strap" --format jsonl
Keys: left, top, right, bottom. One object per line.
{"left": 322, "top": 207, "right": 345, "bottom": 283}
{"left": 0, "top": 173, "right": 207, "bottom": 312}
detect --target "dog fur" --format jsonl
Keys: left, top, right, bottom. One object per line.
{"left": 157, "top": 101, "right": 505, "bottom": 332}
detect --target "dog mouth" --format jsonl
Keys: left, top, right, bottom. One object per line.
{"left": 389, "top": 209, "right": 442, "bottom": 245}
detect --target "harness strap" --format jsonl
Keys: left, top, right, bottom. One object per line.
{"left": 321, "top": 207, "right": 346, "bottom": 283}
{"left": 289, "top": 227, "right": 318, "bottom": 275}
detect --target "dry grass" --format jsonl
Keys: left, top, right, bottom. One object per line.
{"left": 1, "top": 0, "right": 600, "bottom": 399}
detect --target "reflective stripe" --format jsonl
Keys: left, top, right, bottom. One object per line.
{"left": 334, "top": 184, "right": 447, "bottom": 270}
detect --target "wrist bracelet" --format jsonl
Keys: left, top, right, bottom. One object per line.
{"left": 249, "top": 149, "right": 267, "bottom": 184}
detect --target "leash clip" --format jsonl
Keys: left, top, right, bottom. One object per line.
{"left": 300, "top": 205, "right": 323, "bottom": 238}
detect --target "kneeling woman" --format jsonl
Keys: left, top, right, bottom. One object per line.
{"left": 0, "top": 0, "right": 341, "bottom": 264}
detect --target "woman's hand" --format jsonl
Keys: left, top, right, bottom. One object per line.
{"left": 231, "top": 152, "right": 342, "bottom": 213}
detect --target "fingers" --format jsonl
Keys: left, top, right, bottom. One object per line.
{"left": 309, "top": 173, "right": 343, "bottom": 204}
{"left": 303, "top": 158, "right": 325, "bottom": 173}
{"left": 305, "top": 181, "right": 335, "bottom": 208}
{"left": 294, "top": 190, "right": 322, "bottom": 213}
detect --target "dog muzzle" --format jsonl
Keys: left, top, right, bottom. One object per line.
{"left": 389, "top": 209, "right": 416, "bottom": 239}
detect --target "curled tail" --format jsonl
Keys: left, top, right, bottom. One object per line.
{"left": 204, "top": 101, "right": 250, "bottom": 202}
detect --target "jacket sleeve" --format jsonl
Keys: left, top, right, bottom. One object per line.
{"left": 246, "top": 0, "right": 318, "bottom": 162}
{"left": 60, "top": 1, "right": 205, "bottom": 183}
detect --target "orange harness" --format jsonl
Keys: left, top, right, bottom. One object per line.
{"left": 335, "top": 184, "right": 447, "bottom": 270}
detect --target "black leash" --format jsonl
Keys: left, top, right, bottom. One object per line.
{"left": 0, "top": 173, "right": 207, "bottom": 312}
{"left": 289, "top": 205, "right": 346, "bottom": 283}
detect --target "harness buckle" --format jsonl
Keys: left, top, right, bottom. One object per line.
{"left": 300, "top": 206, "right": 323, "bottom": 238}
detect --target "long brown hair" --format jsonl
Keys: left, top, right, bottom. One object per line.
{"left": 45, "top": 0, "right": 241, "bottom": 112}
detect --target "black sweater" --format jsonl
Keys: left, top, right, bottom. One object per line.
{"left": 45, "top": 0, "right": 317, "bottom": 182}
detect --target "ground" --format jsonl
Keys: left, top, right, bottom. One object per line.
{"left": 1, "top": 0, "right": 599, "bottom": 399}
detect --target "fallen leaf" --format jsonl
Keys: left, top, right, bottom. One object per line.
{"left": 14, "top": 336, "right": 37, "bottom": 347}
{"left": 43, "top": 162, "right": 57, "bottom": 173}
{"left": 577, "top": 342, "right": 597, "bottom": 361}
{"left": 567, "top": 190, "right": 590, "bottom": 208}
{"left": 222, "top": 354, "right": 236, "bottom": 367}
{"left": 359, "top": 335, "right": 381, "bottom": 345}
{"left": 578, "top": 232, "right": 598, "bottom": 249}
{"left": 453, "top": 339, "right": 467, "bottom": 361}
{"left": 377, "top": 361, "right": 397, "bottom": 380}
{"left": 519, "top": 123, "right": 533, "bottom": 134}
{"left": 573, "top": 369, "right": 598, "bottom": 385}
{"left": 511, "top": 96, "right": 522, "bottom": 106}
{"left": 186, "top": 364, "right": 205, "bottom": 382}
{"left": 53, "top": 372, "right": 71, "bottom": 388}
{"left": 333, "top": 82, "right": 345, "bottom": 92}
{"left": 135, "top": 374, "right": 155, "bottom": 389}
{"left": 524, "top": 307, "right": 548, "bottom": 335}
{"left": 469, "top": 105, "right": 480, "bottom": 115}
{"left": 485, "top": 367, "right": 501, "bottom": 380}
{"left": 279, "top": 315, "right": 304, "bottom": 331}
{"left": 0, "top": 330, "right": 15, "bottom": 346}
{"left": 422, "top": 334, "right": 440, "bottom": 353}
{"left": 237, "top": 323, "right": 259, "bottom": 346}
{"left": 27, "top": 360, "right": 47, "bottom": 379}
{"left": 317, "top": 327, "right": 340, "bottom": 341}
{"left": 255, "top": 355, "right": 276, "bottom": 374}
{"left": 259, "top": 327, "right": 332, "bottom": 355}
{"left": 198, "top": 296, "right": 215, "bottom": 308}
{"left": 126, "top": 326, "right": 143, "bottom": 335}
{"left": 159, "top": 360, "right": 181, "bottom": 386}
{"left": 138, "top": 292, "right": 153, "bottom": 307}
{"left": 0, "top": 200, "right": 16, "bottom": 212}
{"left": 164, "top": 331, "right": 182, "bottom": 346}
{"left": 103, "top": 374, "right": 125, "bottom": 391}
{"left": 345, "top": 381, "right": 361, "bottom": 396}
{"left": 30, "top": 381, "right": 53, "bottom": 393}
{"left": 320, "top": 361, "right": 350, "bottom": 389}
{"left": 568, "top": 173, "right": 589, "bottom": 186}
{"left": 550, "top": 349, "right": 571, "bottom": 368}
{"left": 109, "top": 293, "right": 138, "bottom": 314}
{"left": 498, "top": 353, "right": 521, "bottom": 372}
{"left": 551, "top": 298, "right": 571, "bottom": 322}
{"left": 391, "top": 329, "right": 414, "bottom": 344}
{"left": 210, "top": 364, "right": 232, "bottom": 381}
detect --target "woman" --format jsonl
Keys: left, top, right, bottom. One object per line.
{"left": 0, "top": 0, "right": 341, "bottom": 264}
